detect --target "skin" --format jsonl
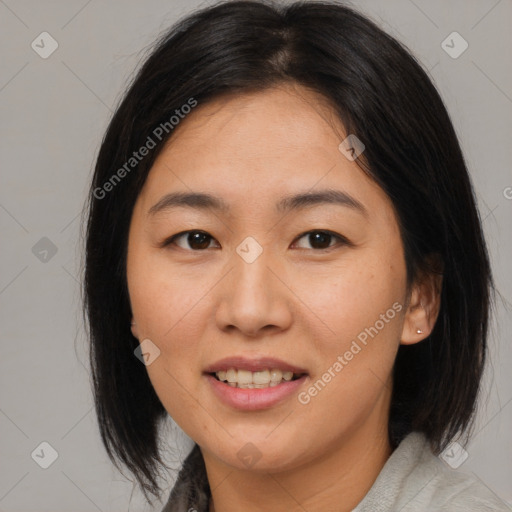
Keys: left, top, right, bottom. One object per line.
{"left": 127, "top": 83, "right": 442, "bottom": 512}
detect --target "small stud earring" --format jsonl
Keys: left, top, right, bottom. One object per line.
{"left": 416, "top": 328, "right": 423, "bottom": 334}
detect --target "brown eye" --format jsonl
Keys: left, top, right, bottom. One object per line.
{"left": 293, "top": 230, "right": 348, "bottom": 250}
{"left": 162, "top": 229, "right": 349, "bottom": 252}
{"left": 165, "top": 231, "right": 218, "bottom": 250}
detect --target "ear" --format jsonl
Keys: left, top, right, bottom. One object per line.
{"left": 130, "top": 318, "right": 139, "bottom": 340}
{"left": 401, "top": 257, "right": 443, "bottom": 345}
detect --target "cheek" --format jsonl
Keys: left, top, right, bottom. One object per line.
{"left": 127, "top": 247, "right": 207, "bottom": 406}
{"left": 128, "top": 264, "right": 211, "bottom": 435}
{"left": 128, "top": 245, "right": 207, "bottom": 339}
{"left": 296, "top": 247, "right": 406, "bottom": 400}
{"left": 292, "top": 258, "right": 404, "bottom": 438}
{"left": 299, "top": 249, "right": 405, "bottom": 342}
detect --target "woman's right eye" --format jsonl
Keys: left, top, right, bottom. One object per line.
{"left": 162, "top": 230, "right": 219, "bottom": 251}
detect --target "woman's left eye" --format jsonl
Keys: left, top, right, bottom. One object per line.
{"left": 161, "top": 230, "right": 349, "bottom": 251}
{"left": 292, "top": 230, "right": 349, "bottom": 250}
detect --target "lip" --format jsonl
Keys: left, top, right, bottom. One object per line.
{"left": 203, "top": 356, "right": 308, "bottom": 374}
{"left": 203, "top": 356, "right": 309, "bottom": 411}
{"left": 205, "top": 373, "right": 308, "bottom": 411}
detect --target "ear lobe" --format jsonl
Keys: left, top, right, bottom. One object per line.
{"left": 401, "top": 262, "right": 443, "bottom": 346}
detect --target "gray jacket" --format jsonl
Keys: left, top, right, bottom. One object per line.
{"left": 161, "top": 432, "right": 511, "bottom": 511}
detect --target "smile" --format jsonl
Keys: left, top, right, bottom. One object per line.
{"left": 204, "top": 356, "right": 309, "bottom": 410}
{"left": 212, "top": 368, "right": 303, "bottom": 388}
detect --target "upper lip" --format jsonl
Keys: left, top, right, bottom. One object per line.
{"left": 204, "top": 356, "right": 308, "bottom": 374}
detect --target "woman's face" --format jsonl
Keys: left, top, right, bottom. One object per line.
{"left": 127, "top": 83, "right": 414, "bottom": 473}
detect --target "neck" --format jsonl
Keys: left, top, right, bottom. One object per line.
{"left": 203, "top": 395, "right": 393, "bottom": 512}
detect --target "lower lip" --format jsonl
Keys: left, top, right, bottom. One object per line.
{"left": 205, "top": 374, "right": 308, "bottom": 411}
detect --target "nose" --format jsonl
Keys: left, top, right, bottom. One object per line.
{"left": 215, "top": 248, "right": 293, "bottom": 338}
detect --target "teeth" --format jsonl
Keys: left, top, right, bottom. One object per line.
{"left": 270, "top": 369, "right": 282, "bottom": 383}
{"left": 253, "top": 370, "right": 270, "bottom": 384}
{"left": 237, "top": 369, "right": 253, "bottom": 385}
{"left": 214, "top": 368, "right": 301, "bottom": 388}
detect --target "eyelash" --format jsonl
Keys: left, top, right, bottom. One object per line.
{"left": 160, "top": 229, "right": 351, "bottom": 252}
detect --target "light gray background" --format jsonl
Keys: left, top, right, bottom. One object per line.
{"left": 1, "top": 0, "right": 511, "bottom": 510}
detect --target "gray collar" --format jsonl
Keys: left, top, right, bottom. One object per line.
{"left": 160, "top": 431, "right": 508, "bottom": 512}
{"left": 161, "top": 443, "right": 210, "bottom": 512}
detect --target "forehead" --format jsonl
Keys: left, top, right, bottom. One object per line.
{"left": 163, "top": 84, "right": 344, "bottom": 166}
{"left": 135, "top": 84, "right": 394, "bottom": 225}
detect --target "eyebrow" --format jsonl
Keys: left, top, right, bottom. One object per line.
{"left": 148, "top": 189, "right": 368, "bottom": 218}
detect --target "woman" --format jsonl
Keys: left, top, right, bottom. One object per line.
{"left": 82, "top": 1, "right": 509, "bottom": 510}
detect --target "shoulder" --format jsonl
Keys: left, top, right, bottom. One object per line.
{"left": 161, "top": 444, "right": 210, "bottom": 512}
{"left": 411, "top": 460, "right": 511, "bottom": 511}
{"left": 354, "top": 432, "right": 511, "bottom": 512}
